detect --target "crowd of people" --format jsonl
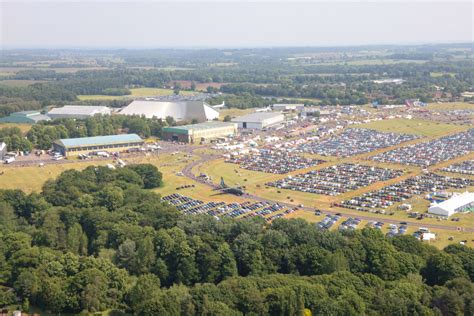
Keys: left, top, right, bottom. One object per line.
{"left": 338, "top": 172, "right": 474, "bottom": 212}
{"left": 225, "top": 149, "right": 325, "bottom": 174}
{"left": 267, "top": 163, "right": 404, "bottom": 196}
{"left": 372, "top": 129, "right": 473, "bottom": 167}
{"left": 162, "top": 193, "right": 291, "bottom": 221}
{"left": 442, "top": 159, "right": 474, "bottom": 175}
{"left": 297, "top": 128, "right": 419, "bottom": 157}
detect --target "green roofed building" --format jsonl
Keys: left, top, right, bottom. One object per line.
{"left": 0, "top": 111, "right": 51, "bottom": 123}
{"left": 162, "top": 121, "right": 237, "bottom": 143}
{"left": 53, "top": 134, "right": 144, "bottom": 156}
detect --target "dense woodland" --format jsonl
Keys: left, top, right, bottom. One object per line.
{"left": 0, "top": 165, "right": 473, "bottom": 315}
{"left": 0, "top": 44, "right": 473, "bottom": 115}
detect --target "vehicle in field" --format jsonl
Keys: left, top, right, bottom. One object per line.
{"left": 4, "top": 157, "right": 15, "bottom": 164}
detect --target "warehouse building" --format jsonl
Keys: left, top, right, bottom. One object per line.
{"left": 0, "top": 111, "right": 51, "bottom": 123}
{"left": 119, "top": 100, "right": 219, "bottom": 122}
{"left": 428, "top": 192, "right": 474, "bottom": 217}
{"left": 231, "top": 112, "right": 285, "bottom": 129}
{"left": 162, "top": 121, "right": 237, "bottom": 143}
{"left": 272, "top": 104, "right": 304, "bottom": 111}
{"left": 53, "top": 134, "right": 144, "bottom": 156}
{"left": 47, "top": 105, "right": 111, "bottom": 119}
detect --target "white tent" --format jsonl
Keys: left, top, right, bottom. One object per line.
{"left": 428, "top": 192, "right": 474, "bottom": 216}
{"left": 119, "top": 100, "right": 219, "bottom": 122}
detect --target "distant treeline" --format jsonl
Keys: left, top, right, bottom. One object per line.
{"left": 0, "top": 50, "right": 472, "bottom": 116}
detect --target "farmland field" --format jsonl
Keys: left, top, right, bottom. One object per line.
{"left": 426, "top": 102, "right": 474, "bottom": 111}
{"left": 354, "top": 118, "right": 469, "bottom": 137}
{"left": 77, "top": 87, "right": 197, "bottom": 100}
{"left": 0, "top": 122, "right": 34, "bottom": 133}
{"left": 430, "top": 72, "right": 456, "bottom": 77}
{"left": 0, "top": 79, "right": 49, "bottom": 87}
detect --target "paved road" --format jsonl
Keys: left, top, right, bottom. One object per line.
{"left": 182, "top": 152, "right": 474, "bottom": 233}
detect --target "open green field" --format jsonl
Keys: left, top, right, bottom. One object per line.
{"left": 354, "top": 118, "right": 469, "bottom": 137}
{"left": 78, "top": 87, "right": 197, "bottom": 100}
{"left": 0, "top": 153, "right": 245, "bottom": 205}
{"left": 286, "top": 210, "right": 474, "bottom": 249}
{"left": 311, "top": 59, "right": 427, "bottom": 66}
{"left": 1, "top": 150, "right": 473, "bottom": 249}
{"left": 426, "top": 102, "right": 474, "bottom": 111}
{"left": 129, "top": 87, "right": 197, "bottom": 97}
{"left": 0, "top": 122, "right": 34, "bottom": 133}
{"left": 77, "top": 94, "right": 125, "bottom": 100}
{"left": 0, "top": 79, "right": 49, "bottom": 87}
{"left": 0, "top": 66, "right": 108, "bottom": 74}
{"left": 430, "top": 72, "right": 456, "bottom": 78}
{"left": 0, "top": 160, "right": 109, "bottom": 193}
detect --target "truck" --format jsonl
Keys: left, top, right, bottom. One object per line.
{"left": 4, "top": 157, "right": 15, "bottom": 164}
{"left": 96, "top": 151, "right": 110, "bottom": 157}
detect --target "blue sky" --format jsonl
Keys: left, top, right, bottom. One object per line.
{"left": 1, "top": 1, "right": 472, "bottom": 48}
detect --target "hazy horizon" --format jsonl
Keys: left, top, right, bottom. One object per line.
{"left": 1, "top": 1, "right": 473, "bottom": 49}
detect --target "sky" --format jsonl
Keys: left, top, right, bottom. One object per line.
{"left": 1, "top": 1, "right": 472, "bottom": 49}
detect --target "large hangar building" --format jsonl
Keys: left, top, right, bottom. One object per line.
{"left": 119, "top": 100, "right": 219, "bottom": 122}
{"left": 0, "top": 111, "right": 51, "bottom": 124}
{"left": 162, "top": 121, "right": 237, "bottom": 143}
{"left": 47, "top": 105, "right": 111, "bottom": 119}
{"left": 231, "top": 112, "right": 285, "bottom": 129}
{"left": 53, "top": 134, "right": 144, "bottom": 156}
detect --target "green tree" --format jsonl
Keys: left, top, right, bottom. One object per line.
{"left": 423, "top": 252, "right": 468, "bottom": 285}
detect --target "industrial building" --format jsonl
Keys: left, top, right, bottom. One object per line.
{"left": 231, "top": 112, "right": 285, "bottom": 129}
{"left": 47, "top": 105, "right": 111, "bottom": 119}
{"left": 0, "top": 111, "right": 51, "bottom": 123}
{"left": 272, "top": 104, "right": 304, "bottom": 111}
{"left": 119, "top": 100, "right": 219, "bottom": 122}
{"left": 162, "top": 121, "right": 237, "bottom": 143}
{"left": 53, "top": 134, "right": 144, "bottom": 156}
{"left": 428, "top": 192, "right": 474, "bottom": 217}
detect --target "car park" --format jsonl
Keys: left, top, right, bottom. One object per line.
{"left": 339, "top": 173, "right": 474, "bottom": 212}
{"left": 372, "top": 129, "right": 473, "bottom": 167}
{"left": 226, "top": 148, "right": 324, "bottom": 174}
{"left": 297, "top": 128, "right": 419, "bottom": 157}
{"left": 268, "top": 163, "right": 404, "bottom": 196}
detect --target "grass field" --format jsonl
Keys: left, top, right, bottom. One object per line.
{"left": 286, "top": 210, "right": 474, "bottom": 249}
{"left": 0, "top": 160, "right": 109, "bottom": 192}
{"left": 430, "top": 72, "right": 456, "bottom": 78}
{"left": 0, "top": 153, "right": 245, "bottom": 205}
{"left": 196, "top": 154, "right": 474, "bottom": 231}
{"left": 78, "top": 88, "right": 197, "bottom": 100}
{"left": 354, "top": 118, "right": 469, "bottom": 137}
{"left": 0, "top": 79, "right": 49, "bottom": 87}
{"left": 0, "top": 122, "right": 34, "bottom": 133}
{"left": 426, "top": 102, "right": 474, "bottom": 111}
{"left": 1, "top": 151, "right": 472, "bottom": 249}
{"left": 312, "top": 59, "right": 427, "bottom": 66}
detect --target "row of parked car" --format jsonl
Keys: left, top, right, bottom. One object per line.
{"left": 316, "top": 214, "right": 341, "bottom": 230}
{"left": 339, "top": 217, "right": 362, "bottom": 231}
